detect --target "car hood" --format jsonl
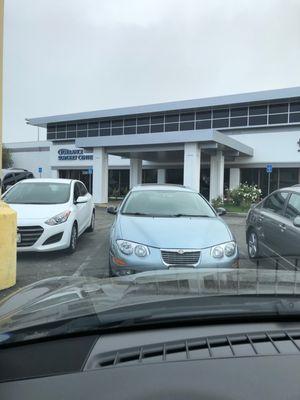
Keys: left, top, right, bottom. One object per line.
{"left": 0, "top": 268, "right": 299, "bottom": 344}
{"left": 7, "top": 203, "right": 70, "bottom": 221}
{"left": 117, "top": 215, "right": 232, "bottom": 248}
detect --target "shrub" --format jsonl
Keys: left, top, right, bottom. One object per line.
{"left": 211, "top": 196, "right": 224, "bottom": 208}
{"left": 227, "top": 183, "right": 261, "bottom": 206}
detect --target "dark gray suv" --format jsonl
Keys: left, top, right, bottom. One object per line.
{"left": 246, "top": 187, "right": 300, "bottom": 259}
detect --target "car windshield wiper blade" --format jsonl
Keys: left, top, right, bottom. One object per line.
{"left": 171, "top": 213, "right": 211, "bottom": 217}
{"left": 122, "top": 212, "right": 154, "bottom": 216}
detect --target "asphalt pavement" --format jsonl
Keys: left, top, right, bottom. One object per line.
{"left": 0, "top": 209, "right": 249, "bottom": 300}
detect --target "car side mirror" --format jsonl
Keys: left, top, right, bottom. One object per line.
{"left": 216, "top": 207, "right": 226, "bottom": 216}
{"left": 76, "top": 195, "right": 88, "bottom": 204}
{"left": 293, "top": 216, "right": 300, "bottom": 227}
{"left": 107, "top": 206, "right": 117, "bottom": 215}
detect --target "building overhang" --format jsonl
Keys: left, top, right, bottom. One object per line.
{"left": 75, "top": 129, "right": 253, "bottom": 162}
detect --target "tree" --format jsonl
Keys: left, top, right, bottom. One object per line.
{"left": 2, "top": 146, "right": 13, "bottom": 168}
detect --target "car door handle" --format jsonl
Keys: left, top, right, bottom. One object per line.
{"left": 279, "top": 223, "right": 286, "bottom": 231}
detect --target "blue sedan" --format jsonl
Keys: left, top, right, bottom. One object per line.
{"left": 107, "top": 185, "right": 238, "bottom": 276}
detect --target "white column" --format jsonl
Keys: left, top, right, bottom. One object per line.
{"left": 93, "top": 147, "right": 108, "bottom": 204}
{"left": 183, "top": 142, "right": 201, "bottom": 192}
{"left": 130, "top": 159, "right": 142, "bottom": 188}
{"left": 209, "top": 151, "right": 224, "bottom": 202}
{"left": 51, "top": 169, "right": 59, "bottom": 179}
{"left": 157, "top": 169, "right": 166, "bottom": 184}
{"left": 229, "top": 168, "right": 240, "bottom": 190}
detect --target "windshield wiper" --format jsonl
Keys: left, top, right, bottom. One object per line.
{"left": 122, "top": 212, "right": 153, "bottom": 216}
{"left": 171, "top": 213, "right": 211, "bottom": 217}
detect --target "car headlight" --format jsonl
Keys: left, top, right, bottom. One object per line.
{"left": 211, "top": 241, "right": 236, "bottom": 258}
{"left": 45, "top": 210, "right": 71, "bottom": 226}
{"left": 117, "top": 240, "right": 149, "bottom": 257}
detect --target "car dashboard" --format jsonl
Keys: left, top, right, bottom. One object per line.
{"left": 2, "top": 321, "right": 300, "bottom": 399}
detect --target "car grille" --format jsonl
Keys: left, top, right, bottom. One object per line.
{"left": 161, "top": 250, "right": 200, "bottom": 266}
{"left": 17, "top": 226, "right": 44, "bottom": 247}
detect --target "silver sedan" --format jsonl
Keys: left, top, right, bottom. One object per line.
{"left": 107, "top": 185, "right": 238, "bottom": 276}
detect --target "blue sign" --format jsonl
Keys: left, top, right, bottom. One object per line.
{"left": 38, "top": 167, "right": 43, "bottom": 173}
{"left": 88, "top": 167, "right": 93, "bottom": 175}
{"left": 266, "top": 164, "right": 272, "bottom": 173}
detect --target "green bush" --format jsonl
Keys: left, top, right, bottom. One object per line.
{"left": 211, "top": 196, "right": 224, "bottom": 208}
{"left": 227, "top": 184, "right": 261, "bottom": 206}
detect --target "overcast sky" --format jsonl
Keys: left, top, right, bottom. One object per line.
{"left": 3, "top": 0, "right": 300, "bottom": 143}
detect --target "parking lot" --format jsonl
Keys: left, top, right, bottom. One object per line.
{"left": 0, "top": 208, "right": 251, "bottom": 300}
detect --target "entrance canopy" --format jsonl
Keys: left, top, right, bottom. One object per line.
{"left": 76, "top": 129, "right": 253, "bottom": 162}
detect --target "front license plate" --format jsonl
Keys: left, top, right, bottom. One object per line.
{"left": 17, "top": 233, "right": 21, "bottom": 244}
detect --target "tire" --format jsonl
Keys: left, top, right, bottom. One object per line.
{"left": 67, "top": 223, "right": 78, "bottom": 254}
{"left": 87, "top": 210, "right": 95, "bottom": 232}
{"left": 247, "top": 230, "right": 260, "bottom": 259}
{"left": 108, "top": 258, "right": 116, "bottom": 277}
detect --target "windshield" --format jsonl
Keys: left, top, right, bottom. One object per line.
{"left": 2, "top": 182, "right": 71, "bottom": 204}
{"left": 121, "top": 190, "right": 216, "bottom": 217}
{"left": 1, "top": 1, "right": 300, "bottom": 354}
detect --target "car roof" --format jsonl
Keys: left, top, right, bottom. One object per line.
{"left": 2, "top": 169, "right": 30, "bottom": 174}
{"left": 18, "top": 178, "right": 73, "bottom": 184}
{"left": 277, "top": 186, "right": 300, "bottom": 193}
{"left": 131, "top": 184, "right": 195, "bottom": 192}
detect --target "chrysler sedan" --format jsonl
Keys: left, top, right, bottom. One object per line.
{"left": 107, "top": 185, "right": 238, "bottom": 276}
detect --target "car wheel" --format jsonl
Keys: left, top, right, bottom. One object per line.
{"left": 67, "top": 223, "right": 78, "bottom": 254}
{"left": 247, "top": 230, "right": 260, "bottom": 259}
{"left": 108, "top": 259, "right": 115, "bottom": 277}
{"left": 87, "top": 210, "right": 95, "bottom": 232}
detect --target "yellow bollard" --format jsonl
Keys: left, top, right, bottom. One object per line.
{"left": 0, "top": 200, "right": 16, "bottom": 290}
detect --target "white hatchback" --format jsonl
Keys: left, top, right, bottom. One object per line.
{"left": 2, "top": 179, "right": 95, "bottom": 253}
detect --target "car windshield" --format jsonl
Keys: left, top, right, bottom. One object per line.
{"left": 2, "top": 182, "right": 71, "bottom": 204}
{"left": 121, "top": 190, "right": 215, "bottom": 217}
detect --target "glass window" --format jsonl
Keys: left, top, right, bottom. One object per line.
{"left": 241, "top": 168, "right": 259, "bottom": 186}
{"left": 249, "top": 105, "right": 267, "bottom": 115}
{"left": 78, "top": 182, "right": 88, "bottom": 196}
{"left": 88, "top": 129, "right": 98, "bottom": 137}
{"left": 289, "top": 112, "right": 300, "bottom": 123}
{"left": 121, "top": 190, "right": 215, "bottom": 217}
{"left": 112, "top": 127, "right": 123, "bottom": 135}
{"left": 269, "top": 103, "right": 288, "bottom": 114}
{"left": 3, "top": 182, "right": 71, "bottom": 204}
{"left": 230, "top": 117, "right": 248, "bottom": 127}
{"left": 100, "top": 120, "right": 110, "bottom": 128}
{"left": 137, "top": 125, "right": 149, "bottom": 134}
{"left": 142, "top": 169, "right": 157, "bottom": 183}
{"left": 57, "top": 131, "right": 67, "bottom": 139}
{"left": 230, "top": 107, "right": 248, "bottom": 117}
{"left": 100, "top": 128, "right": 110, "bottom": 136}
{"left": 67, "top": 124, "right": 76, "bottom": 131}
{"left": 124, "top": 118, "right": 136, "bottom": 126}
{"left": 137, "top": 116, "right": 150, "bottom": 125}
{"left": 249, "top": 115, "right": 267, "bottom": 125}
{"left": 285, "top": 193, "right": 300, "bottom": 220}
{"left": 180, "top": 121, "right": 194, "bottom": 130}
{"left": 165, "top": 123, "right": 179, "bottom": 131}
{"left": 213, "top": 118, "right": 229, "bottom": 128}
{"left": 196, "top": 120, "right": 211, "bottom": 129}
{"left": 47, "top": 125, "right": 56, "bottom": 133}
{"left": 74, "top": 182, "right": 80, "bottom": 201}
{"left": 77, "top": 123, "right": 87, "bottom": 130}
{"left": 290, "top": 102, "right": 300, "bottom": 112}
{"left": 124, "top": 127, "right": 136, "bottom": 134}
{"left": 213, "top": 109, "right": 229, "bottom": 118}
{"left": 151, "top": 124, "right": 164, "bottom": 133}
{"left": 151, "top": 115, "right": 164, "bottom": 124}
{"left": 66, "top": 132, "right": 76, "bottom": 139}
{"left": 47, "top": 132, "right": 55, "bottom": 140}
{"left": 268, "top": 113, "right": 288, "bottom": 124}
{"left": 196, "top": 110, "right": 211, "bottom": 120}
{"left": 57, "top": 124, "right": 66, "bottom": 132}
{"left": 88, "top": 122, "right": 98, "bottom": 129}
{"left": 165, "top": 114, "right": 179, "bottom": 123}
{"left": 279, "top": 168, "right": 299, "bottom": 188}
{"left": 263, "top": 191, "right": 288, "bottom": 214}
{"left": 112, "top": 119, "right": 123, "bottom": 127}
{"left": 180, "top": 112, "right": 194, "bottom": 121}
{"left": 77, "top": 131, "right": 87, "bottom": 138}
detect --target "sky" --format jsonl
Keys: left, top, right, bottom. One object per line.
{"left": 3, "top": 0, "right": 300, "bottom": 143}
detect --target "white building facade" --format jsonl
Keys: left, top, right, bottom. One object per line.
{"left": 5, "top": 87, "right": 300, "bottom": 204}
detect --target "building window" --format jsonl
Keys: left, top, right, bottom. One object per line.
{"left": 124, "top": 118, "right": 136, "bottom": 127}
{"left": 213, "top": 109, "right": 229, "bottom": 118}
{"left": 230, "top": 107, "right": 248, "bottom": 117}
{"left": 268, "top": 113, "right": 288, "bottom": 124}
{"left": 196, "top": 120, "right": 211, "bottom": 129}
{"left": 249, "top": 115, "right": 267, "bottom": 125}
{"left": 290, "top": 112, "right": 300, "bottom": 123}
{"left": 100, "top": 120, "right": 110, "bottom": 128}
{"left": 269, "top": 103, "right": 288, "bottom": 114}
{"left": 137, "top": 125, "right": 150, "bottom": 134}
{"left": 124, "top": 126, "right": 136, "bottom": 135}
{"left": 165, "top": 123, "right": 179, "bottom": 131}
{"left": 290, "top": 102, "right": 300, "bottom": 112}
{"left": 249, "top": 105, "right": 267, "bottom": 115}
{"left": 230, "top": 117, "right": 248, "bottom": 127}
{"left": 100, "top": 128, "right": 110, "bottom": 136}
{"left": 213, "top": 118, "right": 229, "bottom": 128}
{"left": 180, "top": 121, "right": 194, "bottom": 130}
{"left": 112, "top": 127, "right": 123, "bottom": 135}
{"left": 151, "top": 115, "right": 164, "bottom": 124}
{"left": 151, "top": 124, "right": 164, "bottom": 133}
{"left": 165, "top": 114, "right": 179, "bottom": 123}
{"left": 137, "top": 116, "right": 150, "bottom": 125}
{"left": 196, "top": 110, "right": 211, "bottom": 120}
{"left": 180, "top": 112, "right": 195, "bottom": 121}
{"left": 88, "top": 130, "right": 98, "bottom": 137}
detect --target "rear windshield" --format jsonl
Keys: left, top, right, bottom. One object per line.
{"left": 2, "top": 182, "right": 71, "bottom": 204}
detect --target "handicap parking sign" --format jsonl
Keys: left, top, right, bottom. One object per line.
{"left": 266, "top": 164, "right": 272, "bottom": 173}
